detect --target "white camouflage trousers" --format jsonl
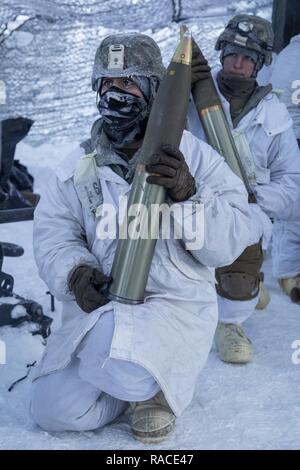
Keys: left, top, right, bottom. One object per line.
{"left": 217, "top": 294, "right": 258, "bottom": 324}
{"left": 30, "top": 311, "right": 160, "bottom": 432}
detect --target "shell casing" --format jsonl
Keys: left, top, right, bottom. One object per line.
{"left": 199, "top": 106, "right": 245, "bottom": 184}
{"left": 172, "top": 30, "right": 192, "bottom": 66}
{"left": 108, "top": 31, "right": 192, "bottom": 304}
{"left": 192, "top": 59, "right": 253, "bottom": 195}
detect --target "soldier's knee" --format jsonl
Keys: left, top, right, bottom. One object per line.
{"left": 30, "top": 376, "right": 87, "bottom": 432}
{"left": 216, "top": 242, "right": 263, "bottom": 301}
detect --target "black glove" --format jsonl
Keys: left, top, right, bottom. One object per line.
{"left": 191, "top": 38, "right": 211, "bottom": 86}
{"left": 69, "top": 265, "right": 111, "bottom": 313}
{"left": 146, "top": 145, "right": 196, "bottom": 202}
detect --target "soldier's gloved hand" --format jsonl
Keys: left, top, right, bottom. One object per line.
{"left": 68, "top": 265, "right": 112, "bottom": 313}
{"left": 146, "top": 145, "right": 196, "bottom": 202}
{"left": 191, "top": 38, "right": 211, "bottom": 86}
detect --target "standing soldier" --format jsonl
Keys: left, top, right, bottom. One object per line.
{"left": 189, "top": 15, "right": 300, "bottom": 364}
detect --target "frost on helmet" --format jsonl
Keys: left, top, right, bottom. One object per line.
{"left": 91, "top": 33, "right": 166, "bottom": 92}
{"left": 215, "top": 14, "right": 274, "bottom": 68}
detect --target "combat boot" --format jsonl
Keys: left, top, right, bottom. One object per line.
{"left": 279, "top": 276, "right": 300, "bottom": 303}
{"left": 131, "top": 391, "right": 175, "bottom": 444}
{"left": 215, "top": 322, "right": 252, "bottom": 364}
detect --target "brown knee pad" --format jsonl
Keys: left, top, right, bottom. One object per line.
{"left": 216, "top": 242, "right": 264, "bottom": 301}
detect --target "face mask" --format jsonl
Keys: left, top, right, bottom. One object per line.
{"left": 217, "top": 70, "right": 257, "bottom": 99}
{"left": 97, "top": 86, "right": 149, "bottom": 148}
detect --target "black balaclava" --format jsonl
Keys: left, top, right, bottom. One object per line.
{"left": 97, "top": 76, "right": 159, "bottom": 149}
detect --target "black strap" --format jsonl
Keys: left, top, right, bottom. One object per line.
{"left": 8, "top": 361, "right": 37, "bottom": 392}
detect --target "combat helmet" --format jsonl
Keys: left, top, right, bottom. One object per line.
{"left": 215, "top": 14, "right": 274, "bottom": 69}
{"left": 91, "top": 33, "right": 165, "bottom": 92}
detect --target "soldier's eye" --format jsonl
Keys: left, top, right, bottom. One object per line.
{"left": 123, "top": 78, "right": 135, "bottom": 88}
{"left": 102, "top": 79, "right": 113, "bottom": 88}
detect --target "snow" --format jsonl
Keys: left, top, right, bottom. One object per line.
{"left": 1, "top": 0, "right": 299, "bottom": 451}
{"left": 10, "top": 304, "right": 27, "bottom": 319}
{"left": 0, "top": 142, "right": 300, "bottom": 450}
{"left": 5, "top": 31, "right": 34, "bottom": 49}
{"left": 0, "top": 0, "right": 273, "bottom": 144}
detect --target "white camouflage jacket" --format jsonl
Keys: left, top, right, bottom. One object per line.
{"left": 188, "top": 67, "right": 300, "bottom": 224}
{"left": 32, "top": 130, "right": 260, "bottom": 415}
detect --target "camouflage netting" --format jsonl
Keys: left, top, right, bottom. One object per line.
{"left": 0, "top": 0, "right": 272, "bottom": 144}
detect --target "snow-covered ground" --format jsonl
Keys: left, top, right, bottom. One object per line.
{"left": 0, "top": 142, "right": 299, "bottom": 450}
{"left": 1, "top": 0, "right": 299, "bottom": 450}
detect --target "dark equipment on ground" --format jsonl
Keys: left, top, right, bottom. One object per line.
{"left": 0, "top": 242, "right": 52, "bottom": 338}
{"left": 0, "top": 117, "right": 52, "bottom": 338}
{"left": 0, "top": 117, "right": 37, "bottom": 223}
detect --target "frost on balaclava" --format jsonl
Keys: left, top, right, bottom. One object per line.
{"left": 97, "top": 75, "right": 159, "bottom": 148}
